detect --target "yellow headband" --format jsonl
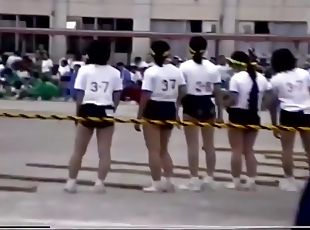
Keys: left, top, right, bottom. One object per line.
{"left": 150, "top": 49, "right": 170, "bottom": 57}
{"left": 189, "top": 47, "right": 205, "bottom": 55}
{"left": 226, "top": 57, "right": 257, "bottom": 68}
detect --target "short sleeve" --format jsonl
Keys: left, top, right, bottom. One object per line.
{"left": 141, "top": 70, "right": 153, "bottom": 92}
{"left": 179, "top": 63, "right": 188, "bottom": 83}
{"left": 307, "top": 71, "right": 310, "bottom": 87}
{"left": 211, "top": 68, "right": 222, "bottom": 84}
{"left": 269, "top": 75, "right": 280, "bottom": 90}
{"left": 178, "top": 69, "right": 186, "bottom": 86}
{"left": 113, "top": 71, "right": 123, "bottom": 91}
{"left": 229, "top": 74, "right": 239, "bottom": 93}
{"left": 74, "top": 66, "right": 87, "bottom": 90}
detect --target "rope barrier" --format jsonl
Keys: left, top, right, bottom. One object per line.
{"left": 1, "top": 112, "right": 310, "bottom": 132}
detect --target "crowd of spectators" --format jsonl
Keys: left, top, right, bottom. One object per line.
{"left": 0, "top": 46, "right": 304, "bottom": 103}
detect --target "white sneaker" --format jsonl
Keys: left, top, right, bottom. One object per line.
{"left": 162, "top": 178, "right": 175, "bottom": 193}
{"left": 93, "top": 180, "right": 106, "bottom": 193}
{"left": 179, "top": 177, "right": 202, "bottom": 192}
{"left": 143, "top": 180, "right": 164, "bottom": 193}
{"left": 226, "top": 178, "right": 242, "bottom": 190}
{"left": 243, "top": 177, "right": 257, "bottom": 191}
{"left": 64, "top": 179, "right": 77, "bottom": 193}
{"left": 279, "top": 177, "right": 299, "bottom": 192}
{"left": 202, "top": 176, "right": 218, "bottom": 190}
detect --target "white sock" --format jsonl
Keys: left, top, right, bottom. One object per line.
{"left": 164, "top": 177, "right": 171, "bottom": 183}
{"left": 67, "top": 178, "right": 76, "bottom": 184}
{"left": 95, "top": 179, "right": 104, "bottom": 186}
{"left": 233, "top": 177, "right": 241, "bottom": 185}
{"left": 152, "top": 180, "right": 161, "bottom": 187}
{"left": 247, "top": 177, "right": 256, "bottom": 184}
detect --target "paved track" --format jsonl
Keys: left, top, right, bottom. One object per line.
{"left": 0, "top": 100, "right": 307, "bottom": 228}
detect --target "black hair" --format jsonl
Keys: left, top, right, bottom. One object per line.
{"left": 271, "top": 48, "right": 296, "bottom": 74}
{"left": 150, "top": 40, "right": 170, "bottom": 67}
{"left": 75, "top": 53, "right": 83, "bottom": 61}
{"left": 231, "top": 51, "right": 259, "bottom": 112}
{"left": 189, "top": 36, "right": 207, "bottom": 64}
{"left": 61, "top": 59, "right": 68, "bottom": 66}
{"left": 14, "top": 50, "right": 21, "bottom": 56}
{"left": 134, "top": 56, "right": 142, "bottom": 63}
{"left": 87, "top": 39, "right": 111, "bottom": 65}
{"left": 116, "top": 62, "right": 125, "bottom": 67}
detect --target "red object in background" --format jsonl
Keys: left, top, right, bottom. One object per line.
{"left": 121, "top": 86, "right": 141, "bottom": 103}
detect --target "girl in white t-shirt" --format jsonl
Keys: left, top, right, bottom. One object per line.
{"left": 179, "top": 36, "right": 223, "bottom": 191}
{"left": 64, "top": 40, "right": 122, "bottom": 194}
{"left": 224, "top": 51, "right": 271, "bottom": 190}
{"left": 269, "top": 48, "right": 310, "bottom": 192}
{"left": 135, "top": 41, "right": 187, "bottom": 192}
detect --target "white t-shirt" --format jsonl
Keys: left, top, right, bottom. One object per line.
{"left": 179, "top": 59, "right": 221, "bottom": 96}
{"left": 6, "top": 55, "right": 22, "bottom": 68}
{"left": 0, "top": 64, "right": 5, "bottom": 72}
{"left": 142, "top": 64, "right": 186, "bottom": 102}
{"left": 71, "top": 61, "right": 85, "bottom": 68}
{"left": 58, "top": 65, "right": 71, "bottom": 76}
{"left": 270, "top": 68, "right": 310, "bottom": 112}
{"left": 229, "top": 71, "right": 270, "bottom": 110}
{"left": 74, "top": 64, "right": 123, "bottom": 106}
{"left": 42, "top": 59, "right": 53, "bottom": 73}
{"left": 216, "top": 64, "right": 233, "bottom": 82}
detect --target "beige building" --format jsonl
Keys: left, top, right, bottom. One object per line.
{"left": 0, "top": 0, "right": 309, "bottom": 62}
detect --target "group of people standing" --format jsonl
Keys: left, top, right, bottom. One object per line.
{"left": 62, "top": 36, "right": 310, "bottom": 196}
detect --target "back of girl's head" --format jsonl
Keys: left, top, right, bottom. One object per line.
{"left": 150, "top": 40, "right": 170, "bottom": 67}
{"left": 189, "top": 36, "right": 207, "bottom": 64}
{"left": 87, "top": 39, "right": 111, "bottom": 65}
{"left": 271, "top": 48, "right": 296, "bottom": 74}
{"left": 230, "top": 51, "right": 256, "bottom": 80}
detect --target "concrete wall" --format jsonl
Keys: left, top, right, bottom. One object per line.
{"left": 1, "top": 0, "right": 310, "bottom": 60}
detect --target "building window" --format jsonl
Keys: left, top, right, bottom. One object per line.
{"left": 18, "top": 15, "right": 50, "bottom": 53}
{"left": 67, "top": 36, "right": 80, "bottom": 55}
{"left": 82, "top": 17, "right": 95, "bottom": 30}
{"left": 0, "top": 14, "right": 16, "bottom": 52}
{"left": 35, "top": 16, "right": 50, "bottom": 28}
{"left": 0, "top": 14, "right": 16, "bottom": 21}
{"left": 116, "top": 19, "right": 133, "bottom": 31}
{"left": 254, "top": 21, "right": 269, "bottom": 34}
{"left": 98, "top": 18, "right": 114, "bottom": 30}
{"left": 190, "top": 20, "right": 202, "bottom": 33}
{"left": 1, "top": 33, "right": 15, "bottom": 52}
{"left": 115, "top": 19, "right": 133, "bottom": 53}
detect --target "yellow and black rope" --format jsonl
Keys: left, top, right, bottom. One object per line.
{"left": 0, "top": 112, "right": 309, "bottom": 132}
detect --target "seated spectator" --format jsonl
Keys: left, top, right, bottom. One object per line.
{"left": 19, "top": 74, "right": 60, "bottom": 101}
{"left": 69, "top": 64, "right": 81, "bottom": 101}
{"left": 6, "top": 51, "right": 22, "bottom": 69}
{"left": 41, "top": 52, "right": 53, "bottom": 78}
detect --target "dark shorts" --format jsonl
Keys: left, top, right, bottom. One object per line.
{"left": 143, "top": 100, "right": 176, "bottom": 129}
{"left": 280, "top": 110, "right": 310, "bottom": 128}
{"left": 77, "top": 103, "right": 114, "bottom": 129}
{"left": 182, "top": 95, "right": 215, "bottom": 121}
{"left": 227, "top": 108, "right": 260, "bottom": 126}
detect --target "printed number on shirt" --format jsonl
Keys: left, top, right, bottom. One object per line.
{"left": 286, "top": 80, "right": 303, "bottom": 93}
{"left": 162, "top": 79, "right": 176, "bottom": 92}
{"left": 195, "top": 81, "right": 212, "bottom": 93}
{"left": 90, "top": 81, "right": 109, "bottom": 93}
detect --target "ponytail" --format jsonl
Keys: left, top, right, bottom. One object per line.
{"left": 150, "top": 41, "right": 170, "bottom": 67}
{"left": 247, "top": 63, "right": 259, "bottom": 112}
{"left": 189, "top": 36, "right": 207, "bottom": 65}
{"left": 190, "top": 49, "right": 204, "bottom": 64}
{"left": 247, "top": 63, "right": 257, "bottom": 81}
{"left": 151, "top": 49, "right": 169, "bottom": 67}
{"left": 229, "top": 51, "right": 259, "bottom": 112}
